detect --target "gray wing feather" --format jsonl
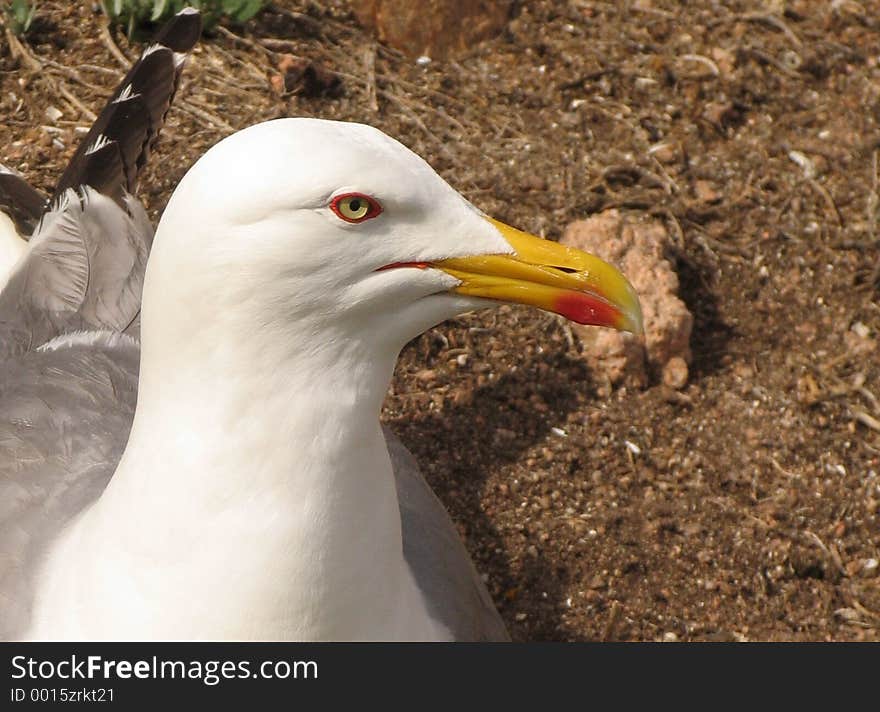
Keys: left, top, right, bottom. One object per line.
{"left": 0, "top": 334, "right": 139, "bottom": 640}
{"left": 386, "top": 427, "right": 510, "bottom": 641}
{"left": 0, "top": 189, "right": 152, "bottom": 357}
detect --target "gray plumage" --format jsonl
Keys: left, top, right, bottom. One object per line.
{"left": 0, "top": 191, "right": 152, "bottom": 359}
{"left": 0, "top": 331, "right": 140, "bottom": 640}
{"left": 388, "top": 430, "right": 510, "bottom": 641}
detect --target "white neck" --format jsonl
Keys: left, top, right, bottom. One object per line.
{"left": 29, "top": 278, "right": 448, "bottom": 641}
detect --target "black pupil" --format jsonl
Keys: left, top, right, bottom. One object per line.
{"left": 349, "top": 198, "right": 362, "bottom": 212}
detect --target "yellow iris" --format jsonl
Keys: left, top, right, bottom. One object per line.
{"left": 337, "top": 196, "right": 370, "bottom": 220}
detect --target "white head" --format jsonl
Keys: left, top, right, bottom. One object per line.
{"left": 146, "top": 119, "right": 506, "bottom": 353}
{"left": 139, "top": 118, "right": 641, "bottom": 404}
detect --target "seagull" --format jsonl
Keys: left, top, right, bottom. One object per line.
{"left": 2, "top": 81, "right": 641, "bottom": 644}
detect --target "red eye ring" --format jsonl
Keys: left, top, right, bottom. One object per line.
{"left": 329, "top": 193, "right": 383, "bottom": 223}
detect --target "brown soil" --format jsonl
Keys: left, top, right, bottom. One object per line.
{"left": 2, "top": 1, "right": 878, "bottom": 641}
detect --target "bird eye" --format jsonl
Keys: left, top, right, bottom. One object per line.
{"left": 330, "top": 193, "right": 382, "bottom": 223}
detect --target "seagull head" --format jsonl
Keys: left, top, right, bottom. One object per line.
{"left": 147, "top": 118, "right": 641, "bottom": 362}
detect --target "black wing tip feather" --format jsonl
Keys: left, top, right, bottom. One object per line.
{"left": 48, "top": 8, "right": 202, "bottom": 209}
{"left": 100, "top": 93, "right": 151, "bottom": 193}
{"left": 0, "top": 166, "right": 47, "bottom": 237}
{"left": 80, "top": 140, "right": 128, "bottom": 208}
{"left": 153, "top": 7, "right": 203, "bottom": 54}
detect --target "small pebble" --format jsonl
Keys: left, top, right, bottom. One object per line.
{"left": 694, "top": 179, "right": 721, "bottom": 204}
{"left": 662, "top": 357, "right": 689, "bottom": 390}
{"left": 650, "top": 142, "right": 678, "bottom": 163}
{"left": 852, "top": 322, "right": 870, "bottom": 339}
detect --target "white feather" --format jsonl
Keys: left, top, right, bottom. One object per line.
{"left": 0, "top": 211, "right": 28, "bottom": 292}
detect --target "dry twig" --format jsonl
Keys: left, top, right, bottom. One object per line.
{"left": 99, "top": 22, "right": 130, "bottom": 69}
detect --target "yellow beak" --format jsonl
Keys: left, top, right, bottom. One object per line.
{"left": 432, "top": 217, "right": 643, "bottom": 335}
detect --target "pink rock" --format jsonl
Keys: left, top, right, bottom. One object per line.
{"left": 560, "top": 210, "right": 693, "bottom": 388}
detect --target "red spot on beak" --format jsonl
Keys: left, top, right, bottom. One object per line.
{"left": 554, "top": 291, "right": 624, "bottom": 329}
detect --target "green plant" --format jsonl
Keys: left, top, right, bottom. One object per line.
{"left": 101, "top": 0, "right": 267, "bottom": 36}
{"left": 6, "top": 0, "right": 37, "bottom": 36}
